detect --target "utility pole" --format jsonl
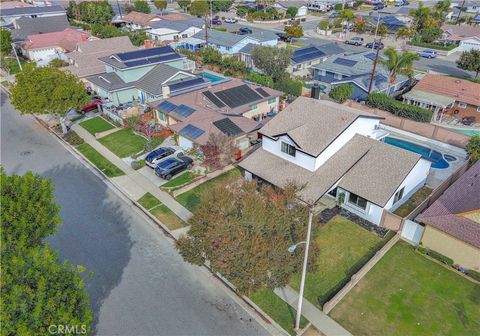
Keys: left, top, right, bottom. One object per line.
{"left": 116, "top": 0, "right": 123, "bottom": 19}
{"left": 367, "top": 42, "right": 381, "bottom": 95}
{"left": 456, "top": 0, "right": 466, "bottom": 24}
{"left": 11, "top": 43, "right": 22, "bottom": 72}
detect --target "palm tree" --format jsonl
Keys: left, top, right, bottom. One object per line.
{"left": 433, "top": 0, "right": 451, "bottom": 23}
{"left": 381, "top": 47, "right": 420, "bottom": 95}
{"left": 396, "top": 26, "right": 415, "bottom": 48}
{"left": 410, "top": 3, "right": 431, "bottom": 32}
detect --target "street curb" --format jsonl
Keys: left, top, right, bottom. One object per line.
{"left": 32, "top": 114, "right": 286, "bottom": 336}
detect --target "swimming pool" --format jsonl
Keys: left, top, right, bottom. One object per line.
{"left": 383, "top": 137, "right": 452, "bottom": 169}
{"left": 202, "top": 72, "right": 225, "bottom": 83}
{"left": 446, "top": 128, "right": 480, "bottom": 137}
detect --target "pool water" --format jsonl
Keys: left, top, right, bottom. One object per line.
{"left": 202, "top": 72, "right": 225, "bottom": 83}
{"left": 383, "top": 137, "right": 451, "bottom": 169}
{"left": 446, "top": 128, "right": 480, "bottom": 137}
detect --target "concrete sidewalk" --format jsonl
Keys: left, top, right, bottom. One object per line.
{"left": 274, "top": 286, "right": 352, "bottom": 336}
{"left": 72, "top": 124, "right": 193, "bottom": 222}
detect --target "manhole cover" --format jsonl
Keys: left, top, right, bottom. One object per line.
{"left": 20, "top": 151, "right": 32, "bottom": 156}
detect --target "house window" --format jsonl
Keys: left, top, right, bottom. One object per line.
{"left": 182, "top": 33, "right": 188, "bottom": 38}
{"left": 281, "top": 142, "right": 296, "bottom": 157}
{"left": 334, "top": 73, "right": 342, "bottom": 80}
{"left": 459, "top": 102, "right": 467, "bottom": 108}
{"left": 393, "top": 187, "right": 404, "bottom": 205}
{"left": 158, "top": 111, "right": 166, "bottom": 121}
{"left": 347, "top": 192, "right": 367, "bottom": 210}
{"left": 250, "top": 104, "right": 258, "bottom": 110}
{"left": 268, "top": 98, "right": 276, "bottom": 104}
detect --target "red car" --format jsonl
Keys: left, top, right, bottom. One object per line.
{"left": 81, "top": 98, "right": 102, "bottom": 113}
{"left": 211, "top": 19, "right": 222, "bottom": 25}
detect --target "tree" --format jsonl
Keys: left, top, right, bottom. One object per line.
{"left": 1, "top": 169, "right": 92, "bottom": 335}
{"left": 133, "top": 0, "right": 151, "bottom": 14}
{"left": 256, "top": 0, "right": 275, "bottom": 11}
{"left": 353, "top": 17, "right": 367, "bottom": 33}
{"left": 284, "top": 22, "right": 304, "bottom": 38}
{"left": 200, "top": 133, "right": 238, "bottom": 170}
{"left": 10, "top": 67, "right": 89, "bottom": 134}
{"left": 189, "top": 0, "right": 209, "bottom": 17}
{"left": 251, "top": 45, "right": 292, "bottom": 80}
{"left": 176, "top": 180, "right": 318, "bottom": 294}
{"left": 396, "top": 26, "right": 414, "bottom": 41}
{"left": 200, "top": 47, "right": 222, "bottom": 64}
{"left": 154, "top": 0, "right": 168, "bottom": 13}
{"left": 210, "top": 0, "right": 234, "bottom": 13}
{"left": 246, "top": 72, "right": 274, "bottom": 88}
{"left": 466, "top": 136, "right": 480, "bottom": 162}
{"left": 75, "top": 1, "right": 114, "bottom": 25}
{"left": 381, "top": 47, "right": 419, "bottom": 95}
{"left": 456, "top": 50, "right": 480, "bottom": 78}
{"left": 66, "top": 0, "right": 79, "bottom": 20}
{"left": 274, "top": 73, "right": 303, "bottom": 97}
{"left": 329, "top": 84, "right": 353, "bottom": 103}
{"left": 318, "top": 20, "right": 330, "bottom": 32}
{"left": 286, "top": 6, "right": 298, "bottom": 18}
{"left": 433, "top": 0, "right": 451, "bottom": 22}
{"left": 371, "top": 23, "right": 388, "bottom": 38}
{"left": 420, "top": 27, "right": 442, "bottom": 43}
{"left": 410, "top": 2, "right": 432, "bottom": 32}
{"left": 177, "top": 0, "right": 191, "bottom": 12}
{"left": 0, "top": 28, "right": 12, "bottom": 56}
{"left": 48, "top": 58, "right": 68, "bottom": 68}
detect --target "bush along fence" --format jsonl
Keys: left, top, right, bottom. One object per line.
{"left": 367, "top": 92, "right": 433, "bottom": 122}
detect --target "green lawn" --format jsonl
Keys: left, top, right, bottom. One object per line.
{"left": 290, "top": 215, "right": 386, "bottom": 309}
{"left": 175, "top": 168, "right": 242, "bottom": 212}
{"left": 161, "top": 172, "right": 196, "bottom": 188}
{"left": 331, "top": 241, "right": 480, "bottom": 336}
{"left": 137, "top": 193, "right": 186, "bottom": 230}
{"left": 394, "top": 187, "right": 433, "bottom": 217}
{"left": 250, "top": 288, "right": 308, "bottom": 336}
{"left": 98, "top": 128, "right": 148, "bottom": 158}
{"left": 76, "top": 143, "right": 125, "bottom": 177}
{"left": 79, "top": 116, "right": 115, "bottom": 135}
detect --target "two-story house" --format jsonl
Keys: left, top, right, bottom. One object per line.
{"left": 286, "top": 43, "right": 344, "bottom": 77}
{"left": 240, "top": 97, "right": 432, "bottom": 225}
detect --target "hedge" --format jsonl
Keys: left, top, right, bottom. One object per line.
{"left": 408, "top": 40, "right": 457, "bottom": 51}
{"left": 417, "top": 246, "right": 454, "bottom": 266}
{"left": 466, "top": 269, "right": 480, "bottom": 282}
{"left": 367, "top": 92, "right": 433, "bottom": 122}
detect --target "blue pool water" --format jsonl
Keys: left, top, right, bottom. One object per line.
{"left": 383, "top": 137, "right": 451, "bottom": 169}
{"left": 202, "top": 72, "right": 225, "bottom": 83}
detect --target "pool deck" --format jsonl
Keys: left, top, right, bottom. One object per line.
{"left": 382, "top": 126, "right": 467, "bottom": 189}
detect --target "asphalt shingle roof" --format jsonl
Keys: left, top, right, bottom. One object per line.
{"left": 12, "top": 15, "right": 70, "bottom": 41}
{"left": 135, "top": 63, "right": 194, "bottom": 96}
{"left": 86, "top": 72, "right": 134, "bottom": 91}
{"left": 0, "top": 5, "right": 65, "bottom": 16}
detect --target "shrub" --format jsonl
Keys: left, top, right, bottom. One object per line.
{"left": 144, "top": 140, "right": 158, "bottom": 152}
{"left": 131, "top": 160, "right": 145, "bottom": 170}
{"left": 245, "top": 72, "right": 274, "bottom": 88}
{"left": 466, "top": 135, "right": 480, "bottom": 162}
{"left": 274, "top": 74, "right": 303, "bottom": 97}
{"left": 63, "top": 131, "right": 84, "bottom": 146}
{"left": 329, "top": 84, "right": 354, "bottom": 103}
{"left": 335, "top": 3, "right": 343, "bottom": 11}
{"left": 367, "top": 92, "right": 433, "bottom": 122}
{"left": 427, "top": 249, "right": 454, "bottom": 266}
{"left": 466, "top": 269, "right": 480, "bottom": 282}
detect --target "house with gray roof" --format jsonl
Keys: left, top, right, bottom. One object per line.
{"left": 0, "top": 5, "right": 66, "bottom": 27}
{"left": 312, "top": 50, "right": 410, "bottom": 101}
{"left": 146, "top": 18, "right": 203, "bottom": 43}
{"left": 286, "top": 42, "right": 345, "bottom": 77}
{"left": 239, "top": 96, "right": 432, "bottom": 225}
{"left": 11, "top": 15, "right": 71, "bottom": 42}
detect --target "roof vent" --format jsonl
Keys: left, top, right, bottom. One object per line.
{"left": 455, "top": 80, "right": 461, "bottom": 84}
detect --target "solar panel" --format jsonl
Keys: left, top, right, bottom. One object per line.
{"left": 157, "top": 100, "right": 177, "bottom": 113}
{"left": 255, "top": 87, "right": 269, "bottom": 98}
{"left": 179, "top": 124, "right": 205, "bottom": 139}
{"left": 294, "top": 47, "right": 319, "bottom": 57}
{"left": 213, "top": 118, "right": 243, "bottom": 137}
{"left": 124, "top": 59, "right": 150, "bottom": 67}
{"left": 203, "top": 91, "right": 225, "bottom": 108}
{"left": 215, "top": 84, "right": 262, "bottom": 109}
{"left": 147, "top": 53, "right": 181, "bottom": 63}
{"left": 116, "top": 46, "right": 175, "bottom": 61}
{"left": 173, "top": 104, "right": 196, "bottom": 118}
{"left": 364, "top": 53, "right": 377, "bottom": 61}
{"left": 169, "top": 77, "right": 206, "bottom": 92}
{"left": 333, "top": 58, "right": 357, "bottom": 67}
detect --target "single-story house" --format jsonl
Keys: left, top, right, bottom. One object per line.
{"left": 0, "top": 4, "right": 65, "bottom": 27}
{"left": 272, "top": 1, "right": 309, "bottom": 17}
{"left": 21, "top": 28, "right": 91, "bottom": 66}
{"left": 63, "top": 36, "right": 138, "bottom": 80}
{"left": 287, "top": 42, "right": 344, "bottom": 77}
{"left": 120, "top": 11, "right": 162, "bottom": 31}
{"left": 402, "top": 74, "right": 480, "bottom": 122}
{"left": 11, "top": 15, "right": 71, "bottom": 42}
{"left": 312, "top": 51, "right": 410, "bottom": 101}
{"left": 441, "top": 24, "right": 480, "bottom": 51}
{"left": 240, "top": 97, "right": 432, "bottom": 226}
{"left": 416, "top": 161, "right": 480, "bottom": 271}
{"left": 146, "top": 19, "right": 203, "bottom": 43}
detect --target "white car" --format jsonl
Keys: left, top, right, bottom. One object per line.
{"left": 224, "top": 17, "right": 237, "bottom": 23}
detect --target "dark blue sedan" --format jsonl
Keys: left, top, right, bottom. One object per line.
{"left": 155, "top": 156, "right": 193, "bottom": 180}
{"left": 145, "top": 147, "right": 175, "bottom": 168}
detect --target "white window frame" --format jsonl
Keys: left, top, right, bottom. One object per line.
{"left": 281, "top": 141, "right": 296, "bottom": 157}
{"left": 393, "top": 187, "right": 405, "bottom": 205}
{"left": 459, "top": 102, "right": 467, "bottom": 109}
{"left": 347, "top": 192, "right": 368, "bottom": 211}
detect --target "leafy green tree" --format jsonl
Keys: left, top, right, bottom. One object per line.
{"left": 456, "top": 50, "right": 480, "bottom": 78}
{"left": 176, "top": 181, "right": 317, "bottom": 294}
{"left": 133, "top": 0, "right": 151, "bottom": 14}
{"left": 329, "top": 84, "right": 354, "bottom": 103}
{"left": 76, "top": 1, "right": 114, "bottom": 25}
{"left": 200, "top": 47, "right": 222, "bottom": 64}
{"left": 210, "top": 0, "right": 234, "bottom": 12}
{"left": 410, "top": 2, "right": 432, "bottom": 32}
{"left": 154, "top": 0, "right": 168, "bottom": 13}
{"left": 1, "top": 169, "right": 92, "bottom": 335}
{"left": 177, "top": 0, "right": 191, "bottom": 12}
{"left": 420, "top": 27, "right": 442, "bottom": 43}
{"left": 190, "top": 0, "right": 209, "bottom": 17}
{"left": 274, "top": 73, "right": 303, "bottom": 97}
{"left": 353, "top": 17, "right": 367, "bottom": 33}
{"left": 48, "top": 58, "right": 68, "bottom": 68}
{"left": 0, "top": 28, "right": 12, "bottom": 56}
{"left": 318, "top": 20, "right": 330, "bottom": 31}
{"left": 396, "top": 26, "right": 414, "bottom": 40}
{"left": 236, "top": 7, "right": 248, "bottom": 17}
{"left": 284, "top": 22, "right": 304, "bottom": 38}
{"left": 466, "top": 136, "right": 480, "bottom": 162}
{"left": 251, "top": 45, "right": 292, "bottom": 80}
{"left": 339, "top": 9, "right": 355, "bottom": 22}
{"left": 286, "top": 6, "right": 298, "bottom": 18}
{"left": 127, "top": 30, "right": 148, "bottom": 46}
{"left": 66, "top": 0, "right": 79, "bottom": 19}
{"left": 90, "top": 23, "right": 122, "bottom": 38}
{"left": 246, "top": 72, "right": 274, "bottom": 88}
{"left": 11, "top": 66, "right": 89, "bottom": 133}
{"left": 381, "top": 47, "right": 419, "bottom": 94}
{"left": 433, "top": 0, "right": 451, "bottom": 22}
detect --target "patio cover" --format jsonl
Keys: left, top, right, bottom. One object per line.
{"left": 403, "top": 89, "right": 455, "bottom": 108}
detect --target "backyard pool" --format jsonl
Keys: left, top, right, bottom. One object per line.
{"left": 383, "top": 137, "right": 453, "bottom": 169}
{"left": 446, "top": 128, "right": 480, "bottom": 137}
{"left": 202, "top": 72, "right": 226, "bottom": 83}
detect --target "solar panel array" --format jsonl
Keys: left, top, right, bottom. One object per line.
{"left": 255, "top": 87, "right": 269, "bottom": 98}
{"left": 333, "top": 58, "right": 358, "bottom": 67}
{"left": 179, "top": 124, "right": 205, "bottom": 139}
{"left": 213, "top": 118, "right": 243, "bottom": 137}
{"left": 116, "top": 46, "right": 175, "bottom": 61}
{"left": 364, "top": 53, "right": 377, "bottom": 61}
{"left": 174, "top": 104, "right": 196, "bottom": 118}
{"left": 157, "top": 100, "right": 177, "bottom": 112}
{"left": 214, "top": 84, "right": 262, "bottom": 109}
{"left": 291, "top": 47, "right": 325, "bottom": 64}
{"left": 169, "top": 77, "right": 205, "bottom": 92}
{"left": 203, "top": 91, "right": 226, "bottom": 108}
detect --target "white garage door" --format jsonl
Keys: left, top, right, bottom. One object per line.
{"left": 179, "top": 136, "right": 193, "bottom": 150}
{"left": 401, "top": 220, "right": 425, "bottom": 245}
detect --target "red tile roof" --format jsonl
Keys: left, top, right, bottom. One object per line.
{"left": 23, "top": 28, "right": 90, "bottom": 52}
{"left": 414, "top": 74, "right": 480, "bottom": 107}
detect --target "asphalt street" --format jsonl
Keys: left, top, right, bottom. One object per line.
{"left": 0, "top": 90, "right": 268, "bottom": 336}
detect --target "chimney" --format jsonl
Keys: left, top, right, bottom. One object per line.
{"left": 162, "top": 84, "right": 170, "bottom": 98}
{"left": 311, "top": 83, "right": 320, "bottom": 99}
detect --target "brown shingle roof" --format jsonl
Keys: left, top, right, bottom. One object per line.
{"left": 417, "top": 161, "right": 480, "bottom": 248}
{"left": 123, "top": 11, "right": 158, "bottom": 26}
{"left": 413, "top": 74, "right": 480, "bottom": 107}
{"left": 441, "top": 24, "right": 480, "bottom": 40}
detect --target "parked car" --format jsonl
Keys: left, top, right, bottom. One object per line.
{"left": 365, "top": 41, "right": 384, "bottom": 49}
{"left": 395, "top": 0, "right": 409, "bottom": 6}
{"left": 276, "top": 32, "right": 292, "bottom": 42}
{"left": 224, "top": 17, "right": 237, "bottom": 23}
{"left": 155, "top": 156, "right": 193, "bottom": 180}
{"left": 328, "top": 12, "right": 339, "bottom": 18}
{"left": 145, "top": 147, "right": 175, "bottom": 168}
{"left": 417, "top": 49, "right": 437, "bottom": 58}
{"left": 373, "top": 2, "right": 385, "bottom": 10}
{"left": 239, "top": 27, "right": 253, "bottom": 34}
{"left": 81, "top": 98, "right": 102, "bottom": 113}
{"left": 345, "top": 37, "right": 364, "bottom": 46}
{"left": 211, "top": 18, "right": 222, "bottom": 25}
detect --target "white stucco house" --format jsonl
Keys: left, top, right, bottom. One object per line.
{"left": 240, "top": 97, "right": 432, "bottom": 225}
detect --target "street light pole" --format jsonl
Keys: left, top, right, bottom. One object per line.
{"left": 294, "top": 208, "right": 314, "bottom": 331}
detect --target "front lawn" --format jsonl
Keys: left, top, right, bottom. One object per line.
{"left": 393, "top": 187, "right": 432, "bottom": 217}
{"left": 290, "top": 215, "right": 387, "bottom": 309}
{"left": 137, "top": 192, "right": 186, "bottom": 230}
{"left": 175, "top": 168, "right": 242, "bottom": 212}
{"left": 79, "top": 116, "right": 115, "bottom": 135}
{"left": 161, "top": 171, "right": 196, "bottom": 189}
{"left": 250, "top": 288, "right": 308, "bottom": 336}
{"left": 330, "top": 241, "right": 480, "bottom": 336}
{"left": 98, "top": 128, "right": 148, "bottom": 158}
{"left": 76, "top": 143, "right": 125, "bottom": 177}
